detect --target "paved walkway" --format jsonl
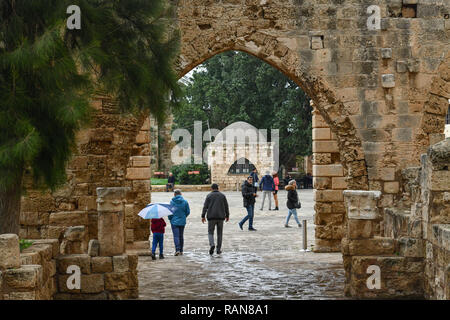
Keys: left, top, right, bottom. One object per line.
{"left": 137, "top": 189, "right": 346, "bottom": 299}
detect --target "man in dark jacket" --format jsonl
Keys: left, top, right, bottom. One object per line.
{"left": 259, "top": 171, "right": 275, "bottom": 211}
{"left": 202, "top": 184, "right": 230, "bottom": 255}
{"left": 238, "top": 176, "right": 257, "bottom": 231}
{"left": 250, "top": 168, "right": 259, "bottom": 193}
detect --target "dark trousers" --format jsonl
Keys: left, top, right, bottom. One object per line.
{"left": 166, "top": 183, "right": 174, "bottom": 192}
{"left": 208, "top": 219, "right": 224, "bottom": 251}
{"left": 240, "top": 205, "right": 254, "bottom": 229}
{"left": 152, "top": 233, "right": 164, "bottom": 254}
{"left": 171, "top": 225, "right": 185, "bottom": 253}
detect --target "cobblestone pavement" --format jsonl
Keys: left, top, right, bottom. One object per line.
{"left": 138, "top": 189, "right": 346, "bottom": 300}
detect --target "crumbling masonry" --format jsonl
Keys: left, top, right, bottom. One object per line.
{"left": 5, "top": 0, "right": 450, "bottom": 299}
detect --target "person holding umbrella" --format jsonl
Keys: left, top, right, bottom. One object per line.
{"left": 168, "top": 189, "right": 190, "bottom": 256}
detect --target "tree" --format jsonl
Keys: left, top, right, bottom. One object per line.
{"left": 173, "top": 51, "right": 312, "bottom": 168}
{"left": 0, "top": 0, "right": 181, "bottom": 234}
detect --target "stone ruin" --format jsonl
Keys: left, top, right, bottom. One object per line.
{"left": 1, "top": 0, "right": 449, "bottom": 299}
{"left": 0, "top": 187, "right": 138, "bottom": 300}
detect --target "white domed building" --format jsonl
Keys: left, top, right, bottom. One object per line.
{"left": 205, "top": 121, "right": 276, "bottom": 190}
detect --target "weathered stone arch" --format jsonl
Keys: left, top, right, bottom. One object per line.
{"left": 177, "top": 36, "right": 368, "bottom": 191}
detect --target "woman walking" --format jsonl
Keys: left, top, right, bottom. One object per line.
{"left": 272, "top": 171, "right": 279, "bottom": 210}
{"left": 168, "top": 189, "right": 190, "bottom": 255}
{"left": 285, "top": 180, "right": 301, "bottom": 228}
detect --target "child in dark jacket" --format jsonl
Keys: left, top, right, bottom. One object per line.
{"left": 151, "top": 218, "right": 166, "bottom": 260}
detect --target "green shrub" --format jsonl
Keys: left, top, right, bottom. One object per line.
{"left": 19, "top": 239, "right": 34, "bottom": 252}
{"left": 171, "top": 163, "right": 210, "bottom": 185}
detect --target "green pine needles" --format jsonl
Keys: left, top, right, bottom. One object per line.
{"left": 0, "top": 0, "right": 181, "bottom": 233}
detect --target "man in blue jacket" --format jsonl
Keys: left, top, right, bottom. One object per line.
{"left": 168, "top": 189, "right": 190, "bottom": 256}
{"left": 259, "top": 171, "right": 275, "bottom": 211}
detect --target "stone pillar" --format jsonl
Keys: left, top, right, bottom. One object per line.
{"left": 0, "top": 234, "right": 20, "bottom": 270}
{"left": 312, "top": 105, "right": 347, "bottom": 252}
{"left": 96, "top": 187, "right": 129, "bottom": 257}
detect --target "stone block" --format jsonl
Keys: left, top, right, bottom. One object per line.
{"left": 128, "top": 254, "right": 138, "bottom": 271}
{"left": 384, "top": 181, "right": 400, "bottom": 194}
{"left": 381, "top": 48, "right": 392, "bottom": 59}
{"left": 91, "top": 257, "right": 113, "bottom": 273}
{"left": 135, "top": 130, "right": 150, "bottom": 144}
{"left": 126, "top": 167, "right": 151, "bottom": 180}
{"left": 78, "top": 196, "right": 97, "bottom": 211}
{"left": 347, "top": 220, "right": 373, "bottom": 239}
{"left": 332, "top": 177, "right": 347, "bottom": 190}
{"left": 429, "top": 171, "right": 450, "bottom": 191}
{"left": 49, "top": 211, "right": 88, "bottom": 227}
{"left": 126, "top": 229, "right": 134, "bottom": 243}
{"left": 397, "top": 61, "right": 408, "bottom": 73}
{"left": 313, "top": 177, "right": 331, "bottom": 190}
{"left": 0, "top": 234, "right": 20, "bottom": 270}
{"left": 312, "top": 153, "right": 332, "bottom": 165}
{"left": 313, "top": 141, "right": 339, "bottom": 153}
{"left": 31, "top": 239, "right": 59, "bottom": 258}
{"left": 104, "top": 272, "right": 130, "bottom": 291}
{"left": 63, "top": 226, "right": 86, "bottom": 242}
{"left": 310, "top": 36, "right": 324, "bottom": 50}
{"left": 398, "top": 237, "right": 424, "bottom": 258}
{"left": 131, "top": 156, "right": 151, "bottom": 167}
{"left": 344, "top": 190, "right": 381, "bottom": 220}
{"left": 313, "top": 164, "right": 343, "bottom": 177}
{"left": 4, "top": 265, "right": 43, "bottom": 289}
{"left": 20, "top": 252, "right": 41, "bottom": 265}
{"left": 57, "top": 254, "right": 91, "bottom": 275}
{"left": 312, "top": 128, "right": 331, "bottom": 140}
{"left": 312, "top": 114, "right": 328, "bottom": 128}
{"left": 113, "top": 255, "right": 130, "bottom": 273}
{"left": 88, "top": 239, "right": 99, "bottom": 257}
{"left": 381, "top": 74, "right": 395, "bottom": 88}
{"left": 81, "top": 274, "right": 104, "bottom": 294}
{"left": 346, "top": 238, "right": 395, "bottom": 256}
{"left": 314, "top": 190, "right": 344, "bottom": 202}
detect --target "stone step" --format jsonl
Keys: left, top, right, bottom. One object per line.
{"left": 342, "top": 236, "right": 396, "bottom": 256}
{"left": 384, "top": 207, "right": 422, "bottom": 239}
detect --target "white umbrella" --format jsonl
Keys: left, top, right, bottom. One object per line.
{"left": 137, "top": 203, "right": 175, "bottom": 219}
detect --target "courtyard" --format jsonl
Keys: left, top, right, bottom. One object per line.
{"left": 137, "top": 189, "right": 346, "bottom": 300}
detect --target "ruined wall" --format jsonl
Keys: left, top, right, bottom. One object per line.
{"left": 18, "top": 0, "right": 450, "bottom": 255}
{"left": 175, "top": 0, "right": 449, "bottom": 252}
{"left": 342, "top": 138, "right": 449, "bottom": 299}
{"left": 20, "top": 97, "right": 151, "bottom": 243}
{"left": 312, "top": 106, "right": 347, "bottom": 252}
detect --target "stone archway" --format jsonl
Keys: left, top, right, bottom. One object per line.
{"left": 14, "top": 0, "right": 450, "bottom": 300}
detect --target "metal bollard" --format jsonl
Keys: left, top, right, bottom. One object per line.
{"left": 300, "top": 219, "right": 310, "bottom": 252}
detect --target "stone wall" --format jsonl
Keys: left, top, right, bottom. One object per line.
{"left": 17, "top": 0, "right": 450, "bottom": 270}
{"left": 20, "top": 98, "right": 152, "bottom": 244}
{"left": 0, "top": 234, "right": 58, "bottom": 300}
{"left": 312, "top": 106, "right": 347, "bottom": 252}
{"left": 2, "top": 187, "right": 140, "bottom": 300}
{"left": 342, "top": 138, "right": 449, "bottom": 299}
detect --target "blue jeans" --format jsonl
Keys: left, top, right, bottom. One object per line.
{"left": 240, "top": 205, "right": 254, "bottom": 229}
{"left": 152, "top": 233, "right": 164, "bottom": 255}
{"left": 171, "top": 225, "right": 185, "bottom": 253}
{"left": 286, "top": 208, "right": 300, "bottom": 225}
